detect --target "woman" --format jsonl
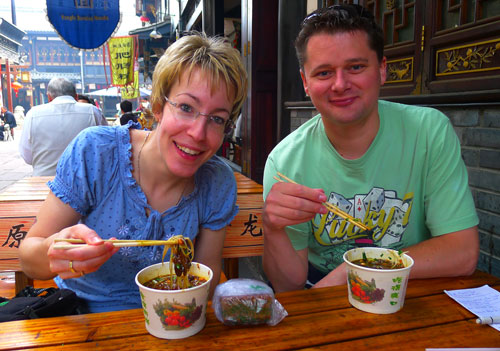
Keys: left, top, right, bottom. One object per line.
{"left": 19, "top": 33, "right": 248, "bottom": 313}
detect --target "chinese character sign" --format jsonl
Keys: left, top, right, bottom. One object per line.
{"left": 121, "top": 62, "right": 140, "bottom": 99}
{"left": 46, "top": 0, "right": 120, "bottom": 50}
{"left": 241, "top": 213, "right": 263, "bottom": 237}
{"left": 108, "top": 36, "right": 135, "bottom": 86}
{"left": 2, "top": 224, "right": 28, "bottom": 249}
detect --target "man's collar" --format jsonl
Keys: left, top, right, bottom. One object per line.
{"left": 50, "top": 95, "right": 77, "bottom": 103}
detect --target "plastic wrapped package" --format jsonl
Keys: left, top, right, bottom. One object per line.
{"left": 212, "top": 278, "right": 288, "bottom": 326}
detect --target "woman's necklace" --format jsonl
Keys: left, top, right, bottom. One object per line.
{"left": 136, "top": 131, "right": 189, "bottom": 207}
{"left": 137, "top": 131, "right": 151, "bottom": 188}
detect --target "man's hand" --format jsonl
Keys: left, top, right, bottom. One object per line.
{"left": 262, "top": 181, "right": 328, "bottom": 292}
{"left": 312, "top": 262, "right": 347, "bottom": 288}
{"left": 263, "top": 181, "right": 327, "bottom": 231}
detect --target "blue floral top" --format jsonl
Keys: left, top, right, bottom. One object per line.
{"left": 49, "top": 123, "right": 238, "bottom": 312}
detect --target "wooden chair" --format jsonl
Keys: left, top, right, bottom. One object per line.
{"left": 0, "top": 201, "right": 40, "bottom": 294}
{"left": 222, "top": 192, "right": 264, "bottom": 279}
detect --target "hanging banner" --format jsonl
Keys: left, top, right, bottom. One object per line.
{"left": 121, "top": 62, "right": 140, "bottom": 99}
{"left": 107, "top": 36, "right": 135, "bottom": 86}
{"left": 46, "top": 0, "right": 120, "bottom": 50}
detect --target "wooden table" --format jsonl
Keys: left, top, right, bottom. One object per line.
{"left": 0, "top": 176, "right": 53, "bottom": 202}
{"left": 0, "top": 174, "right": 262, "bottom": 201}
{"left": 0, "top": 270, "right": 499, "bottom": 350}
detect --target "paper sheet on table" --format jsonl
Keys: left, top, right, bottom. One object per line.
{"left": 444, "top": 284, "right": 500, "bottom": 331}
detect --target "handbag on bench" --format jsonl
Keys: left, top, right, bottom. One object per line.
{"left": 0, "top": 286, "right": 86, "bottom": 322}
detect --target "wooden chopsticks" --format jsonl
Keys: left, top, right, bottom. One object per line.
{"left": 53, "top": 238, "right": 183, "bottom": 250}
{"left": 273, "top": 172, "right": 372, "bottom": 232}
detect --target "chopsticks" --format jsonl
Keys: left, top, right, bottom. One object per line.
{"left": 273, "top": 172, "right": 372, "bottom": 232}
{"left": 53, "top": 238, "right": 183, "bottom": 250}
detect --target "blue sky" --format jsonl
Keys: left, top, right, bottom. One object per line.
{"left": 0, "top": 0, "right": 142, "bottom": 35}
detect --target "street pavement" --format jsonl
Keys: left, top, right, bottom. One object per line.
{"left": 0, "top": 127, "right": 33, "bottom": 192}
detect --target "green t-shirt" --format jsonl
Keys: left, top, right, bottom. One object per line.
{"left": 263, "top": 100, "right": 478, "bottom": 274}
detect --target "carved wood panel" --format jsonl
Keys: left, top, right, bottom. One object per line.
{"left": 425, "top": 0, "right": 500, "bottom": 94}
{"left": 322, "top": 0, "right": 500, "bottom": 99}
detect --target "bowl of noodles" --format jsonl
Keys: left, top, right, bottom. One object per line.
{"left": 135, "top": 237, "right": 213, "bottom": 339}
{"left": 343, "top": 247, "right": 414, "bottom": 314}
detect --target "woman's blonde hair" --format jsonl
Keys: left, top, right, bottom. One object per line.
{"left": 150, "top": 32, "right": 247, "bottom": 123}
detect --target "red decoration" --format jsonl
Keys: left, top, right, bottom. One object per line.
{"left": 12, "top": 81, "right": 22, "bottom": 97}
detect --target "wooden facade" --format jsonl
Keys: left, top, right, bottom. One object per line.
{"left": 173, "top": 0, "right": 499, "bottom": 181}
{"left": 359, "top": 0, "right": 500, "bottom": 99}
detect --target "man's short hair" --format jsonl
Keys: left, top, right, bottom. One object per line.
{"left": 120, "top": 100, "right": 133, "bottom": 113}
{"left": 295, "top": 4, "right": 384, "bottom": 69}
{"left": 47, "top": 77, "right": 77, "bottom": 99}
{"left": 78, "top": 95, "right": 91, "bottom": 103}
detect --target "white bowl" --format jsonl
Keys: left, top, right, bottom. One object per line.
{"left": 135, "top": 262, "right": 213, "bottom": 339}
{"left": 343, "top": 247, "right": 414, "bottom": 314}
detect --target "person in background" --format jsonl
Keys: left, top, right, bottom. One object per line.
{"left": 119, "top": 100, "right": 138, "bottom": 125}
{"left": 77, "top": 94, "right": 95, "bottom": 105}
{"left": 77, "top": 94, "right": 105, "bottom": 122}
{"left": 136, "top": 97, "right": 151, "bottom": 112}
{"left": 18, "top": 77, "right": 108, "bottom": 176}
{"left": 0, "top": 106, "right": 17, "bottom": 140}
{"left": 19, "top": 33, "right": 247, "bottom": 313}
{"left": 262, "top": 4, "right": 479, "bottom": 292}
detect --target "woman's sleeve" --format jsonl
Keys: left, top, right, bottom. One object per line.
{"left": 47, "top": 127, "right": 116, "bottom": 216}
{"left": 200, "top": 158, "right": 239, "bottom": 231}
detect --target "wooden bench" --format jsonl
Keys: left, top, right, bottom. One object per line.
{"left": 0, "top": 176, "right": 53, "bottom": 202}
{"left": 0, "top": 173, "right": 263, "bottom": 294}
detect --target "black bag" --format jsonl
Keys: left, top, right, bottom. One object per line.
{"left": 0, "top": 286, "right": 85, "bottom": 322}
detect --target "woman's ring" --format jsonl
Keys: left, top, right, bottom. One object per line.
{"left": 69, "top": 260, "right": 77, "bottom": 273}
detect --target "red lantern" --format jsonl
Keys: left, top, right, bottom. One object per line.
{"left": 140, "top": 11, "right": 150, "bottom": 23}
{"left": 12, "top": 81, "right": 23, "bottom": 97}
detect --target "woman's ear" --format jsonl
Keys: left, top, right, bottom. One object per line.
{"left": 154, "top": 109, "right": 162, "bottom": 123}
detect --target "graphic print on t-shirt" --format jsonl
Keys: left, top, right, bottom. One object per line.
{"left": 312, "top": 187, "right": 414, "bottom": 247}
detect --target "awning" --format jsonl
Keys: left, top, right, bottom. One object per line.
{"left": 0, "top": 18, "right": 26, "bottom": 63}
{"left": 129, "top": 20, "right": 173, "bottom": 40}
{"left": 87, "top": 86, "right": 151, "bottom": 97}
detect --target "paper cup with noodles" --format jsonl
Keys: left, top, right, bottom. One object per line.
{"left": 343, "top": 247, "right": 414, "bottom": 314}
{"left": 135, "top": 262, "right": 213, "bottom": 339}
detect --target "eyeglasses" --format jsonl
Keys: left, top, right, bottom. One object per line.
{"left": 164, "top": 97, "right": 234, "bottom": 135}
{"left": 302, "top": 4, "right": 371, "bottom": 26}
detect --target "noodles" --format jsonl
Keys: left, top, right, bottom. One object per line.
{"left": 159, "top": 235, "right": 195, "bottom": 290}
{"left": 351, "top": 250, "right": 406, "bottom": 270}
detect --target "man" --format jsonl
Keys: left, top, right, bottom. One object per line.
{"left": 77, "top": 94, "right": 94, "bottom": 105}
{"left": 262, "top": 5, "right": 479, "bottom": 292}
{"left": 19, "top": 77, "right": 108, "bottom": 176}
{"left": 119, "top": 100, "right": 138, "bottom": 125}
{"left": 0, "top": 106, "right": 17, "bottom": 140}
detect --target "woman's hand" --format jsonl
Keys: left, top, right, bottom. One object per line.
{"left": 47, "top": 224, "right": 119, "bottom": 279}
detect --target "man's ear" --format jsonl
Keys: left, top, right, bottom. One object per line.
{"left": 379, "top": 56, "right": 387, "bottom": 86}
{"left": 300, "top": 69, "right": 310, "bottom": 97}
